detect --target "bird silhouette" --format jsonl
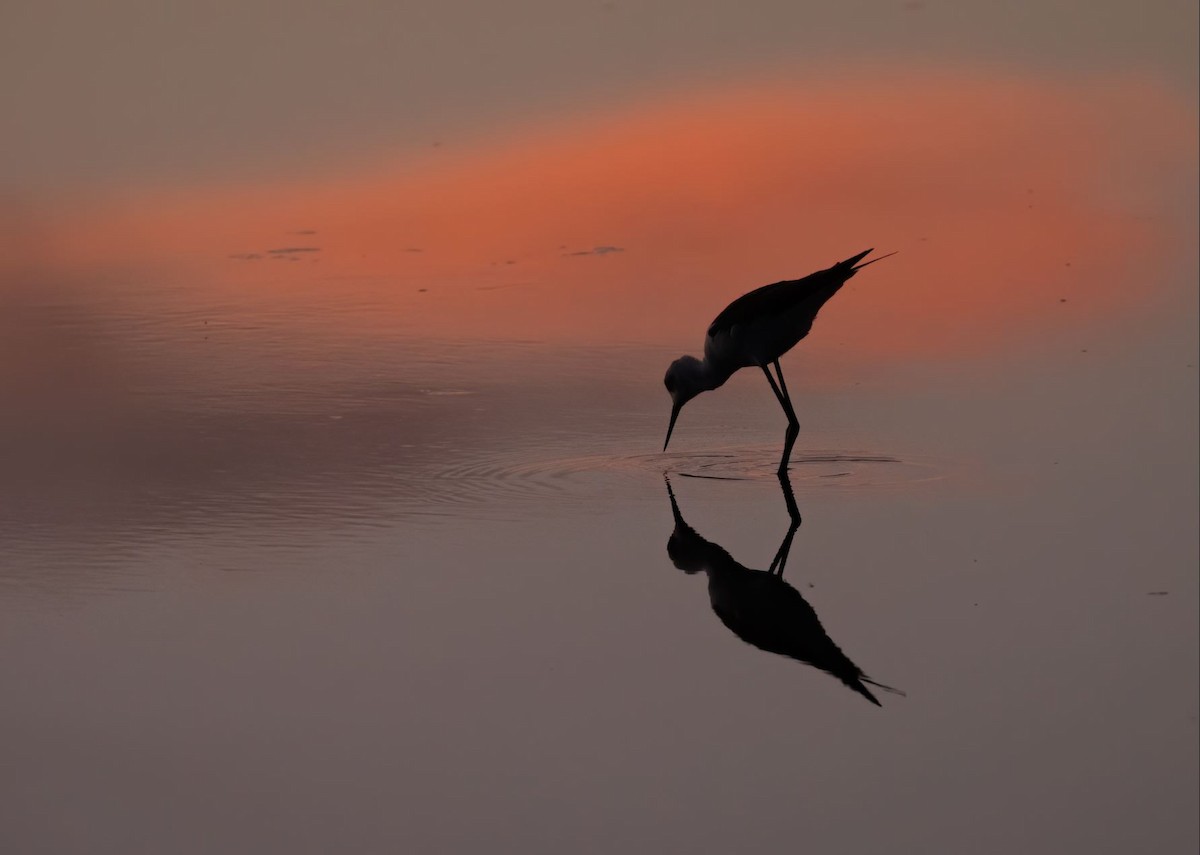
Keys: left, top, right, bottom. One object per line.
{"left": 665, "top": 473, "right": 904, "bottom": 706}
{"left": 663, "top": 248, "right": 895, "bottom": 474}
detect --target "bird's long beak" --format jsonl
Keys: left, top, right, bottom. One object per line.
{"left": 663, "top": 401, "right": 683, "bottom": 452}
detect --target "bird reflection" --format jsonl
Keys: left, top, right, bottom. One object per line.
{"left": 665, "top": 473, "right": 904, "bottom": 706}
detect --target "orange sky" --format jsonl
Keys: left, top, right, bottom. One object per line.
{"left": 24, "top": 69, "right": 1197, "bottom": 358}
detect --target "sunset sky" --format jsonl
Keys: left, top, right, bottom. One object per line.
{"left": 3, "top": 2, "right": 1197, "bottom": 360}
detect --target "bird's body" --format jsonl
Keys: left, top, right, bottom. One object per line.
{"left": 704, "top": 257, "right": 856, "bottom": 375}
{"left": 663, "top": 248, "right": 893, "bottom": 473}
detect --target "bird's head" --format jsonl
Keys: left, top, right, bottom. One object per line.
{"left": 663, "top": 355, "right": 707, "bottom": 451}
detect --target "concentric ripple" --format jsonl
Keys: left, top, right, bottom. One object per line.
{"left": 426, "top": 444, "right": 945, "bottom": 516}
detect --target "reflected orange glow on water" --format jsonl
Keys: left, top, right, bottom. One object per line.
{"left": 31, "top": 70, "right": 1196, "bottom": 357}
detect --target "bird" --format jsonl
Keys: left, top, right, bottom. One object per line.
{"left": 664, "top": 473, "right": 904, "bottom": 706}
{"left": 662, "top": 248, "right": 895, "bottom": 474}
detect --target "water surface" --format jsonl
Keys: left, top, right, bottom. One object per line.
{"left": 2, "top": 28, "right": 1197, "bottom": 855}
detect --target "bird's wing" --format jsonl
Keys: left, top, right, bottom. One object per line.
{"left": 705, "top": 250, "right": 874, "bottom": 340}
{"left": 706, "top": 269, "right": 842, "bottom": 340}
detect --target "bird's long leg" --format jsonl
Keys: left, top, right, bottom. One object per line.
{"left": 768, "top": 471, "right": 803, "bottom": 576}
{"left": 761, "top": 364, "right": 800, "bottom": 475}
{"left": 772, "top": 360, "right": 795, "bottom": 411}
{"left": 761, "top": 364, "right": 789, "bottom": 412}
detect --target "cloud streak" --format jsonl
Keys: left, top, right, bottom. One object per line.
{"left": 565, "top": 245, "right": 625, "bottom": 257}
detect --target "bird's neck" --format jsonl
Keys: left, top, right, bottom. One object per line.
{"left": 696, "top": 357, "right": 735, "bottom": 392}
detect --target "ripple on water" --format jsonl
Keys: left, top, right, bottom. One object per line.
{"left": 428, "top": 445, "right": 946, "bottom": 516}
{"left": 663, "top": 449, "right": 942, "bottom": 488}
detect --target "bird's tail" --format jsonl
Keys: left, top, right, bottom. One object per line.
{"left": 848, "top": 249, "right": 898, "bottom": 272}
{"left": 838, "top": 248, "right": 875, "bottom": 269}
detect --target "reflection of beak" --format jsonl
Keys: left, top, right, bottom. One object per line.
{"left": 664, "top": 474, "right": 685, "bottom": 525}
{"left": 663, "top": 401, "right": 682, "bottom": 452}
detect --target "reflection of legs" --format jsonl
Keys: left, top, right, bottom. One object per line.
{"left": 768, "top": 470, "right": 803, "bottom": 576}
{"left": 761, "top": 362, "right": 800, "bottom": 476}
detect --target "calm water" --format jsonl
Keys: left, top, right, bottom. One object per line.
{"left": 1, "top": 253, "right": 1196, "bottom": 853}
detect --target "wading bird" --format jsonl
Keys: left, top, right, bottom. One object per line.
{"left": 662, "top": 248, "right": 894, "bottom": 474}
